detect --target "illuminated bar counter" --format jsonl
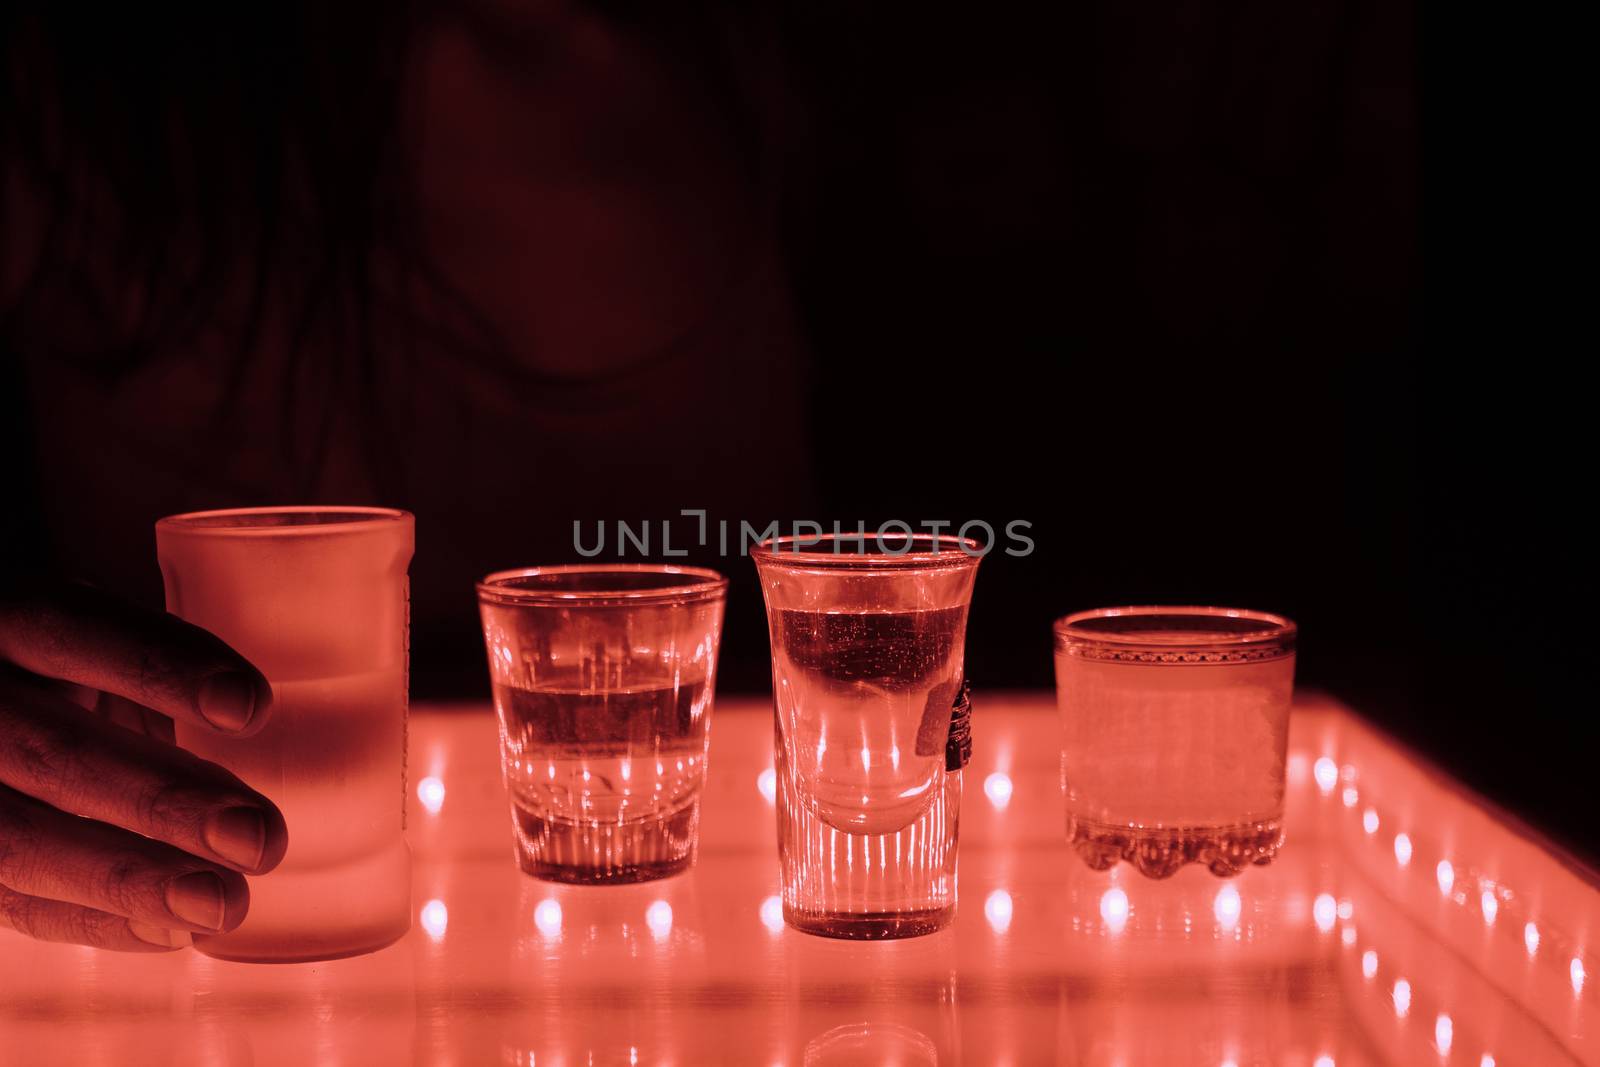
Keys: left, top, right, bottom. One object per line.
{"left": 3, "top": 695, "right": 1595, "bottom": 1066}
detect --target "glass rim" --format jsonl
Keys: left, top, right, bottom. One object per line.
{"left": 476, "top": 564, "right": 729, "bottom": 607}
{"left": 750, "top": 533, "right": 983, "bottom": 570}
{"left": 155, "top": 506, "right": 412, "bottom": 537}
{"left": 1053, "top": 605, "right": 1296, "bottom": 656}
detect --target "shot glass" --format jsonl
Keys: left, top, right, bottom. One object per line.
{"left": 1053, "top": 606, "right": 1297, "bottom": 878}
{"left": 156, "top": 506, "right": 414, "bottom": 962}
{"left": 476, "top": 565, "right": 728, "bottom": 884}
{"left": 753, "top": 534, "right": 981, "bottom": 939}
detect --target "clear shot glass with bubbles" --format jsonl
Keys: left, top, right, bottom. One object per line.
{"left": 476, "top": 565, "right": 727, "bottom": 884}
{"left": 753, "top": 534, "right": 981, "bottom": 939}
{"left": 1053, "top": 606, "right": 1297, "bottom": 878}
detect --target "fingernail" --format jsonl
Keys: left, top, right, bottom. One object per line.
{"left": 166, "top": 871, "right": 227, "bottom": 932}
{"left": 128, "top": 921, "right": 193, "bottom": 949}
{"left": 197, "top": 672, "right": 258, "bottom": 733}
{"left": 205, "top": 807, "right": 267, "bottom": 871}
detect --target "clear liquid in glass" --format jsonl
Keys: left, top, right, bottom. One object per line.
{"left": 1055, "top": 652, "right": 1294, "bottom": 878}
{"left": 492, "top": 673, "right": 710, "bottom": 883}
{"left": 771, "top": 606, "right": 965, "bottom": 937}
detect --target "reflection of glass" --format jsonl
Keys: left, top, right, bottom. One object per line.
{"left": 157, "top": 506, "right": 413, "bottom": 962}
{"left": 1053, "top": 606, "right": 1296, "bottom": 878}
{"left": 804, "top": 1023, "right": 939, "bottom": 1067}
{"left": 753, "top": 534, "right": 980, "bottom": 939}
{"left": 477, "top": 565, "right": 727, "bottom": 884}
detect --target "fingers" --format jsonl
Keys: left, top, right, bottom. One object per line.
{"left": 0, "top": 883, "right": 191, "bottom": 952}
{"left": 0, "top": 785, "right": 249, "bottom": 935}
{"left": 0, "top": 675, "right": 288, "bottom": 875}
{"left": 0, "top": 581, "right": 272, "bottom": 737}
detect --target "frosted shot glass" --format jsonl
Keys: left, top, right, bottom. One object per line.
{"left": 753, "top": 534, "right": 981, "bottom": 939}
{"left": 156, "top": 507, "right": 414, "bottom": 962}
{"left": 476, "top": 565, "right": 728, "bottom": 884}
{"left": 1053, "top": 606, "right": 1297, "bottom": 878}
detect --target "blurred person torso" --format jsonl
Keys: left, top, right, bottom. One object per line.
{"left": 1, "top": 2, "right": 812, "bottom": 692}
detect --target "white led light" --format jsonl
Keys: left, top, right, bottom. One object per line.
{"left": 760, "top": 895, "right": 783, "bottom": 934}
{"left": 985, "top": 889, "right": 1014, "bottom": 934}
{"left": 983, "top": 772, "right": 1014, "bottom": 809}
{"left": 646, "top": 900, "right": 673, "bottom": 941}
{"left": 1314, "top": 757, "right": 1338, "bottom": 795}
{"left": 420, "top": 898, "right": 448, "bottom": 941}
{"left": 1394, "top": 833, "right": 1412, "bottom": 867}
{"left": 1393, "top": 978, "right": 1411, "bottom": 1017}
{"left": 417, "top": 776, "right": 446, "bottom": 815}
{"left": 1214, "top": 885, "right": 1241, "bottom": 929}
{"left": 1100, "top": 887, "right": 1129, "bottom": 933}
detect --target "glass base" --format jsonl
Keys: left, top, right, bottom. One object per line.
{"left": 191, "top": 839, "right": 411, "bottom": 963}
{"left": 517, "top": 853, "right": 693, "bottom": 885}
{"left": 510, "top": 800, "right": 699, "bottom": 884}
{"left": 1067, "top": 814, "right": 1284, "bottom": 878}
{"left": 783, "top": 905, "right": 953, "bottom": 940}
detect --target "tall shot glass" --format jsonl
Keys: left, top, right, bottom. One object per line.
{"left": 156, "top": 507, "right": 414, "bottom": 962}
{"left": 476, "top": 565, "right": 728, "bottom": 884}
{"left": 753, "top": 534, "right": 981, "bottom": 939}
{"left": 1053, "top": 606, "right": 1297, "bottom": 878}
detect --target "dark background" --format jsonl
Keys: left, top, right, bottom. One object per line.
{"left": 4, "top": 7, "right": 1579, "bottom": 858}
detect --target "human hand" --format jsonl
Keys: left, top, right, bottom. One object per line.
{"left": 0, "top": 582, "right": 287, "bottom": 951}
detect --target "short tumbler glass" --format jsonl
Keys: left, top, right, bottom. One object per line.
{"left": 476, "top": 565, "right": 728, "bottom": 884}
{"left": 753, "top": 534, "right": 981, "bottom": 939}
{"left": 157, "top": 506, "right": 414, "bottom": 962}
{"left": 1053, "top": 606, "right": 1297, "bottom": 878}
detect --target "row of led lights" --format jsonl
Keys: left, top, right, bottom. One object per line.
{"left": 1359, "top": 949, "right": 1498, "bottom": 1065}
{"left": 418, "top": 760, "right": 1589, "bottom": 1000}
{"left": 1312, "top": 756, "right": 1589, "bottom": 998}
{"left": 418, "top": 896, "right": 676, "bottom": 943}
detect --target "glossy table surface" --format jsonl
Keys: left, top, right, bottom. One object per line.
{"left": 2, "top": 694, "right": 1596, "bottom": 1067}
